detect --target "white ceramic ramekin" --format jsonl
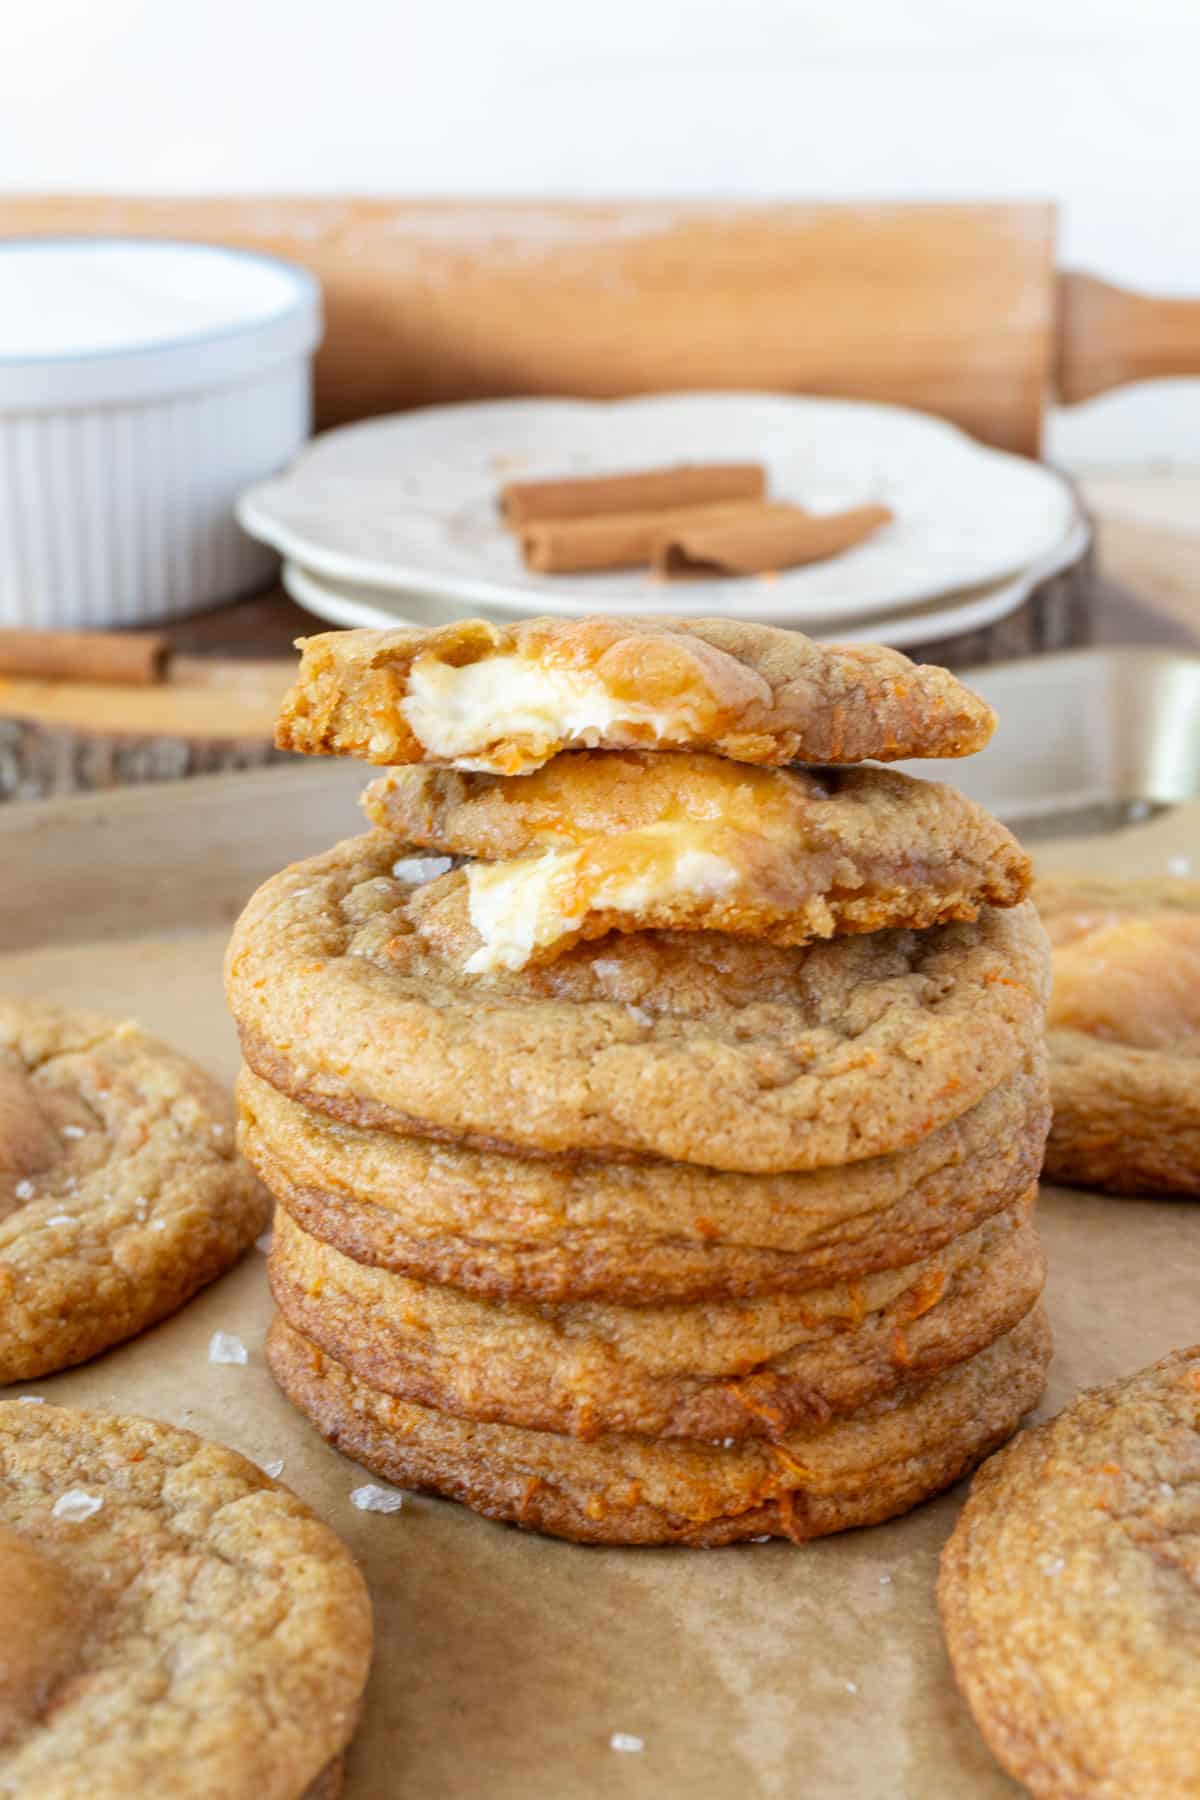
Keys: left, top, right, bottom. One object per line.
{"left": 0, "top": 239, "right": 322, "bottom": 627}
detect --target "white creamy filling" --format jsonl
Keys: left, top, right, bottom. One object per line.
{"left": 401, "top": 653, "right": 696, "bottom": 770}
{"left": 464, "top": 836, "right": 741, "bottom": 973}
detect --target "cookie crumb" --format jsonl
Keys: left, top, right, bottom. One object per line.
{"left": 52, "top": 1489, "right": 103, "bottom": 1522}
{"left": 262, "top": 1458, "right": 285, "bottom": 1479}
{"left": 391, "top": 855, "right": 453, "bottom": 885}
{"left": 610, "top": 1734, "right": 644, "bottom": 1754}
{"left": 351, "top": 1483, "right": 405, "bottom": 1513}
{"left": 208, "top": 1331, "right": 248, "bottom": 1366}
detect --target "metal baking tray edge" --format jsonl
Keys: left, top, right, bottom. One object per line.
{"left": 896, "top": 647, "right": 1200, "bottom": 839}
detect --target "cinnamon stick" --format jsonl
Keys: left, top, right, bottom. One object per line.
{"left": 520, "top": 500, "right": 783, "bottom": 573}
{"left": 500, "top": 462, "right": 766, "bottom": 527}
{"left": 0, "top": 630, "right": 169, "bottom": 686}
{"left": 655, "top": 504, "right": 894, "bottom": 578}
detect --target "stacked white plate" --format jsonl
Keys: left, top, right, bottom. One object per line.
{"left": 236, "top": 393, "right": 1086, "bottom": 646}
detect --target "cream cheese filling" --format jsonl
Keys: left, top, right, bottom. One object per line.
{"left": 401, "top": 653, "right": 703, "bottom": 772}
{"left": 464, "top": 828, "right": 742, "bottom": 973}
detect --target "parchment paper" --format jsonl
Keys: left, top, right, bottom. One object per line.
{"left": 1, "top": 773, "right": 1196, "bottom": 1800}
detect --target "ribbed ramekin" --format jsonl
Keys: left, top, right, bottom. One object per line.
{"left": 0, "top": 239, "right": 322, "bottom": 627}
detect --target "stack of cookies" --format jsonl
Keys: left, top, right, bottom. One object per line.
{"left": 228, "top": 617, "right": 1054, "bottom": 1546}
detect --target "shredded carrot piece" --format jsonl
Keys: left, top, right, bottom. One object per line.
{"left": 778, "top": 1489, "right": 808, "bottom": 1544}
{"left": 727, "top": 1385, "right": 788, "bottom": 1432}
{"left": 902, "top": 1267, "right": 947, "bottom": 1322}
{"left": 517, "top": 1477, "right": 546, "bottom": 1522}
{"left": 772, "top": 1446, "right": 814, "bottom": 1480}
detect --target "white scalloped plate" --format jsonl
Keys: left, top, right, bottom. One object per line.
{"left": 281, "top": 515, "right": 1089, "bottom": 650}
{"left": 240, "top": 394, "right": 1077, "bottom": 628}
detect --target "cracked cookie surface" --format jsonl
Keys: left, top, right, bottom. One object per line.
{"left": 267, "top": 1307, "right": 1051, "bottom": 1546}
{"left": 1035, "top": 874, "right": 1200, "bottom": 1193}
{"left": 267, "top": 1192, "right": 1044, "bottom": 1440}
{"left": 0, "top": 1003, "right": 268, "bottom": 1382}
{"left": 939, "top": 1346, "right": 1200, "bottom": 1800}
{"left": 0, "top": 1401, "right": 371, "bottom": 1799}
{"left": 226, "top": 834, "right": 1050, "bottom": 1171}
{"left": 237, "top": 1054, "right": 1048, "bottom": 1302}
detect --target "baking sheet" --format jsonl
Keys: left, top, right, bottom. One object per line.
{"left": 2, "top": 769, "right": 1197, "bottom": 1800}
{"left": 896, "top": 648, "right": 1200, "bottom": 838}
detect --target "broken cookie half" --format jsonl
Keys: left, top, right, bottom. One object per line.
{"left": 276, "top": 616, "right": 996, "bottom": 775}
{"left": 368, "top": 752, "right": 1030, "bottom": 973}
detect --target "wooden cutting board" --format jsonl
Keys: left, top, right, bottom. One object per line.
{"left": 0, "top": 657, "right": 296, "bottom": 800}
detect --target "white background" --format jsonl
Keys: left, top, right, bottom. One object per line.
{"left": 3, "top": 0, "right": 1199, "bottom": 470}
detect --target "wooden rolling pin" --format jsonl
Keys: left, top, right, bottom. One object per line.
{"left": 1056, "top": 272, "right": 1200, "bottom": 404}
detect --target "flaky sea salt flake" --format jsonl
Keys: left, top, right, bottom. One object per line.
{"left": 14, "top": 1179, "right": 35, "bottom": 1202}
{"left": 610, "top": 1733, "right": 645, "bottom": 1754}
{"left": 351, "top": 1483, "right": 405, "bottom": 1514}
{"left": 208, "top": 1331, "right": 248, "bottom": 1366}
{"left": 1168, "top": 854, "right": 1192, "bottom": 877}
{"left": 61, "top": 1124, "right": 86, "bottom": 1140}
{"left": 255, "top": 1230, "right": 274, "bottom": 1255}
{"left": 391, "top": 855, "right": 453, "bottom": 885}
{"left": 53, "top": 1489, "right": 103, "bottom": 1522}
{"left": 262, "top": 1458, "right": 285, "bottom": 1479}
